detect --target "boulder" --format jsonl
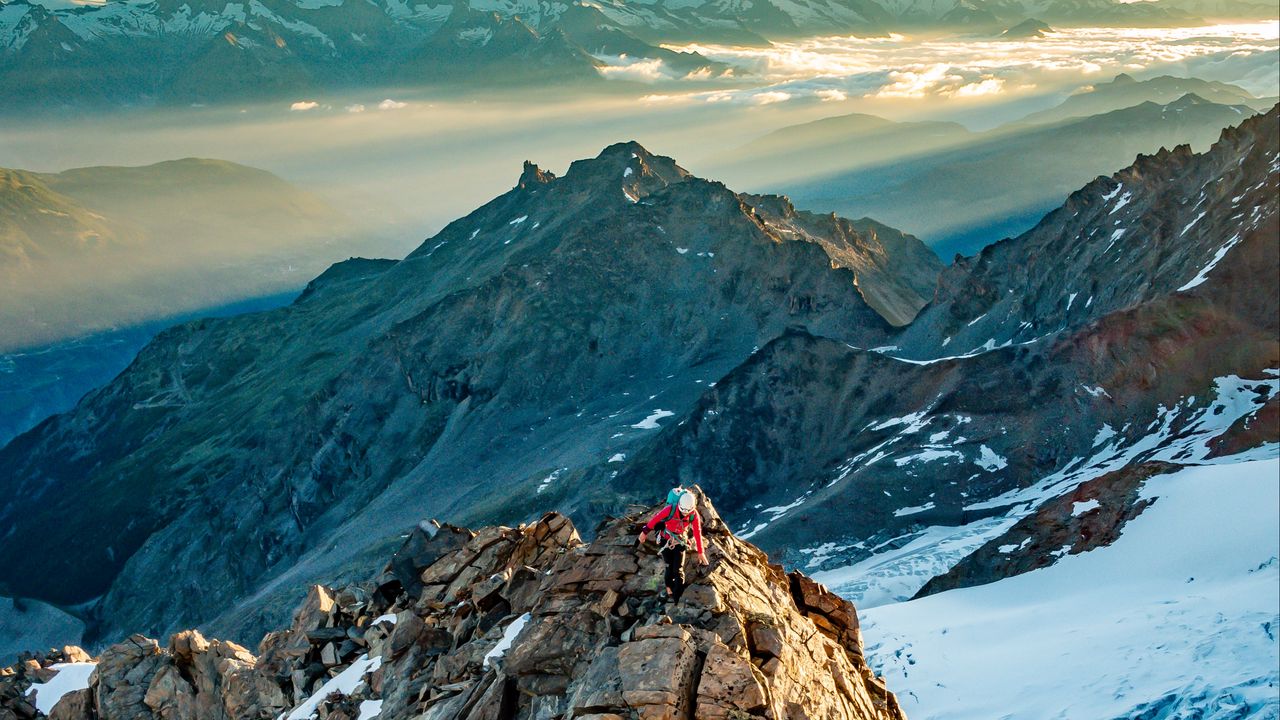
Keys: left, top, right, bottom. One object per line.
{"left": 292, "top": 587, "right": 336, "bottom": 633}
{"left": 616, "top": 634, "right": 696, "bottom": 717}
{"left": 695, "top": 639, "right": 767, "bottom": 718}
{"left": 46, "top": 688, "right": 92, "bottom": 720}
{"left": 143, "top": 664, "right": 196, "bottom": 719}
{"left": 94, "top": 635, "right": 168, "bottom": 720}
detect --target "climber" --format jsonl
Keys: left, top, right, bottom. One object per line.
{"left": 637, "top": 490, "right": 707, "bottom": 602}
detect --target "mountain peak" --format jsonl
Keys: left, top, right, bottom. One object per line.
{"left": 517, "top": 159, "right": 555, "bottom": 189}
{"left": 1168, "top": 92, "right": 1209, "bottom": 108}
{"left": 578, "top": 140, "right": 686, "bottom": 174}
{"left": 1000, "top": 18, "right": 1052, "bottom": 38}
{"left": 1112, "top": 72, "right": 1137, "bottom": 85}
{"left": 558, "top": 140, "right": 692, "bottom": 201}
{"left": 0, "top": 136, "right": 941, "bottom": 643}
{"left": 597, "top": 139, "right": 651, "bottom": 158}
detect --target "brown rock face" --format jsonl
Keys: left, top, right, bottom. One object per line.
{"left": 0, "top": 493, "right": 903, "bottom": 720}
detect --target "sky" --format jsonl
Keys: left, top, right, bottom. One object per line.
{"left": 0, "top": 21, "right": 1274, "bottom": 249}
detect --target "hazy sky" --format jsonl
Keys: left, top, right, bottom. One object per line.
{"left": 1, "top": 21, "right": 1274, "bottom": 249}
{"left": 0, "top": 17, "right": 1276, "bottom": 351}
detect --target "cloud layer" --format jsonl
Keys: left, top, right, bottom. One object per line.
{"left": 646, "top": 22, "right": 1279, "bottom": 105}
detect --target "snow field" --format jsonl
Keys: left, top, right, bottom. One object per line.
{"left": 859, "top": 458, "right": 1280, "bottom": 720}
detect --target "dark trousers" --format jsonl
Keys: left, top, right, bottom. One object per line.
{"left": 661, "top": 545, "right": 686, "bottom": 600}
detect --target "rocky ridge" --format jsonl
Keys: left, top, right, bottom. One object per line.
{"left": 0, "top": 492, "right": 903, "bottom": 720}
{"left": 895, "top": 102, "right": 1280, "bottom": 357}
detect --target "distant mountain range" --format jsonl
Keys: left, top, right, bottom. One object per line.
{"left": 1019, "top": 73, "right": 1273, "bottom": 125}
{"left": 0, "top": 102, "right": 1273, "bottom": 665}
{"left": 711, "top": 85, "right": 1270, "bottom": 258}
{"left": 2, "top": 0, "right": 1260, "bottom": 110}
{"left": 0, "top": 0, "right": 737, "bottom": 110}
{"left": 701, "top": 112, "right": 975, "bottom": 193}
{"left": 0, "top": 157, "right": 348, "bottom": 351}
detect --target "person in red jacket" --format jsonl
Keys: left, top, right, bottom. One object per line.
{"left": 637, "top": 490, "right": 707, "bottom": 602}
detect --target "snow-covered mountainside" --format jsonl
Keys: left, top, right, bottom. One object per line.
{"left": 860, "top": 454, "right": 1279, "bottom": 719}
{"left": 0, "top": 0, "right": 1210, "bottom": 109}
{"left": 0, "top": 0, "right": 720, "bottom": 109}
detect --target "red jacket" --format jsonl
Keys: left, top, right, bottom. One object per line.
{"left": 644, "top": 505, "right": 704, "bottom": 554}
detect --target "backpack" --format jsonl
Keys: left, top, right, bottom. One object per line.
{"left": 658, "top": 486, "right": 693, "bottom": 547}
{"left": 665, "top": 486, "right": 685, "bottom": 509}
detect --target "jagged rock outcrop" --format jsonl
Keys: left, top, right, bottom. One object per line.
{"left": 1, "top": 493, "right": 902, "bottom": 720}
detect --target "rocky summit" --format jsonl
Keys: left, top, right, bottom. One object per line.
{"left": 0, "top": 491, "right": 903, "bottom": 720}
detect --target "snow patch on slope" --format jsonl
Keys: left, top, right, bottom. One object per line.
{"left": 631, "top": 409, "right": 674, "bottom": 429}
{"left": 815, "top": 371, "right": 1276, "bottom": 607}
{"left": 812, "top": 515, "right": 1018, "bottom": 608}
{"left": 30, "top": 663, "right": 96, "bottom": 715}
{"left": 1179, "top": 233, "right": 1244, "bottom": 291}
{"left": 860, "top": 457, "right": 1280, "bottom": 720}
{"left": 482, "top": 612, "right": 531, "bottom": 669}
{"left": 286, "top": 654, "right": 381, "bottom": 720}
